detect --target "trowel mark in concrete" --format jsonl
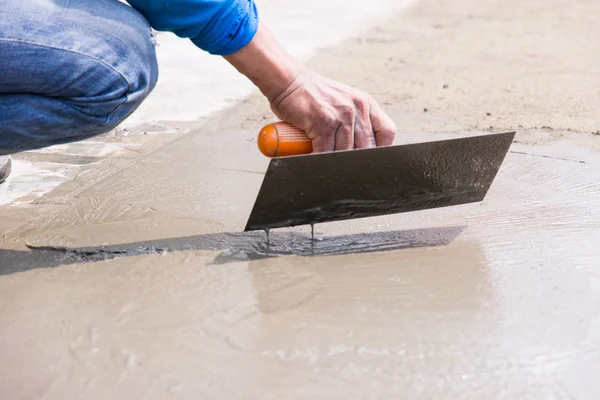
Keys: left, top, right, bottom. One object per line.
{"left": 10, "top": 226, "right": 465, "bottom": 274}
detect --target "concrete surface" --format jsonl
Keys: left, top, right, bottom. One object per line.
{"left": 1, "top": 0, "right": 600, "bottom": 399}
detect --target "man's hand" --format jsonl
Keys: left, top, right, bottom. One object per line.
{"left": 269, "top": 69, "right": 396, "bottom": 152}
{"left": 225, "top": 22, "right": 397, "bottom": 152}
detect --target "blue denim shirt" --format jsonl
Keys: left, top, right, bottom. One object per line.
{"left": 126, "top": 0, "right": 259, "bottom": 56}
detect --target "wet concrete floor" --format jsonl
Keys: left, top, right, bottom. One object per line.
{"left": 1, "top": 130, "right": 599, "bottom": 399}
{"left": 2, "top": 0, "right": 600, "bottom": 398}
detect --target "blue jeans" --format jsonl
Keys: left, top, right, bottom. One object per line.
{"left": 0, "top": 0, "right": 158, "bottom": 156}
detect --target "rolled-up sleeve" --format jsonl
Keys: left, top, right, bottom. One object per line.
{"left": 125, "top": 0, "right": 259, "bottom": 56}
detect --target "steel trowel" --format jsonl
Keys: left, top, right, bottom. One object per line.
{"left": 244, "top": 121, "right": 515, "bottom": 232}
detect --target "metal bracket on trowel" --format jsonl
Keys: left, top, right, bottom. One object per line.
{"left": 244, "top": 122, "right": 515, "bottom": 232}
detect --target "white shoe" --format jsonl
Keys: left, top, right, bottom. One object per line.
{"left": 0, "top": 155, "right": 11, "bottom": 184}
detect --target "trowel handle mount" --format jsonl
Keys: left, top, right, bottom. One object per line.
{"left": 257, "top": 121, "right": 313, "bottom": 158}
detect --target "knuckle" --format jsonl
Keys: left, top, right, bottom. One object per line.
{"left": 354, "top": 95, "right": 372, "bottom": 115}
{"left": 321, "top": 110, "right": 339, "bottom": 127}
{"left": 356, "top": 91, "right": 371, "bottom": 105}
{"left": 359, "top": 91, "right": 372, "bottom": 104}
{"left": 339, "top": 105, "right": 355, "bottom": 122}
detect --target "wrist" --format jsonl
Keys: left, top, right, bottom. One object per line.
{"left": 224, "top": 22, "right": 302, "bottom": 102}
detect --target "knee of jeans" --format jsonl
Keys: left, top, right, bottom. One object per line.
{"left": 65, "top": 42, "right": 159, "bottom": 133}
{"left": 105, "top": 51, "right": 159, "bottom": 127}
{"left": 108, "top": 27, "right": 160, "bottom": 126}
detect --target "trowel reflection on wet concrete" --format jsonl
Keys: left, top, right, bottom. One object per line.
{"left": 0, "top": 225, "right": 465, "bottom": 275}
{"left": 248, "top": 239, "right": 489, "bottom": 316}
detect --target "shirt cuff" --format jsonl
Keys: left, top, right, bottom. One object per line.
{"left": 191, "top": 0, "right": 259, "bottom": 56}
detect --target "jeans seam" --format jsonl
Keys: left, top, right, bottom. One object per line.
{"left": 0, "top": 37, "right": 131, "bottom": 123}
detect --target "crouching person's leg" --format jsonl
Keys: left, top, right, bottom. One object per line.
{"left": 0, "top": 0, "right": 159, "bottom": 162}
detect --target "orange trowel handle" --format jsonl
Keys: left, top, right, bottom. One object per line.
{"left": 257, "top": 121, "right": 313, "bottom": 158}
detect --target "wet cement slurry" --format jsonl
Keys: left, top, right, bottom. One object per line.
{"left": 2, "top": 0, "right": 600, "bottom": 398}
{"left": 1, "top": 133, "right": 599, "bottom": 398}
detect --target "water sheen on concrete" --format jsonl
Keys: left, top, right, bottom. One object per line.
{"left": 2, "top": 0, "right": 600, "bottom": 398}
{"left": 1, "top": 132, "right": 599, "bottom": 399}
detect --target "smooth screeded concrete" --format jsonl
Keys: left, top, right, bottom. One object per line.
{"left": 1, "top": 0, "right": 600, "bottom": 398}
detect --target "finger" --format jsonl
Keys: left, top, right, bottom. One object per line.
{"left": 332, "top": 105, "right": 355, "bottom": 151}
{"left": 305, "top": 107, "right": 338, "bottom": 153}
{"left": 353, "top": 98, "right": 375, "bottom": 149}
{"left": 370, "top": 101, "right": 397, "bottom": 147}
{"left": 333, "top": 123, "right": 353, "bottom": 151}
{"left": 309, "top": 125, "right": 335, "bottom": 153}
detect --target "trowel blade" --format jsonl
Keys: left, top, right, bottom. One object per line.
{"left": 244, "top": 131, "right": 515, "bottom": 232}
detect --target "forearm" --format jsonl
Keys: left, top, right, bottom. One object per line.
{"left": 128, "top": 0, "right": 396, "bottom": 152}
{"left": 127, "top": 0, "right": 299, "bottom": 98}
{"left": 224, "top": 22, "right": 302, "bottom": 101}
